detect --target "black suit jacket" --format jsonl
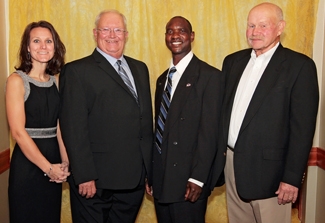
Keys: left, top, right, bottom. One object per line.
{"left": 220, "top": 44, "right": 319, "bottom": 200}
{"left": 152, "top": 55, "right": 225, "bottom": 203}
{"left": 59, "top": 49, "right": 153, "bottom": 190}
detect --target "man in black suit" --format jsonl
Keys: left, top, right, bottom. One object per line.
{"left": 220, "top": 2, "right": 319, "bottom": 223}
{"left": 146, "top": 16, "right": 224, "bottom": 223}
{"left": 59, "top": 10, "right": 153, "bottom": 223}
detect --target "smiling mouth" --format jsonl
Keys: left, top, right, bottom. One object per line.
{"left": 249, "top": 37, "right": 263, "bottom": 41}
{"left": 106, "top": 40, "right": 118, "bottom": 43}
{"left": 171, "top": 41, "right": 182, "bottom": 45}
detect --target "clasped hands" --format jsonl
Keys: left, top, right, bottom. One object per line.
{"left": 48, "top": 161, "right": 70, "bottom": 183}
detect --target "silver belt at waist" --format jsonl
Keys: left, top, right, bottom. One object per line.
{"left": 25, "top": 127, "right": 57, "bottom": 138}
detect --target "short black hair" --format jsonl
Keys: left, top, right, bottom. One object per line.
{"left": 168, "top": 16, "right": 193, "bottom": 32}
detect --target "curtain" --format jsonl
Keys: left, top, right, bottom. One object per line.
{"left": 9, "top": 0, "right": 319, "bottom": 222}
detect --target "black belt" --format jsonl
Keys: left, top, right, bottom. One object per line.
{"left": 227, "top": 146, "right": 234, "bottom": 152}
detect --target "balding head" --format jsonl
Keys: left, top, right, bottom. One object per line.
{"left": 249, "top": 2, "right": 283, "bottom": 23}
{"left": 246, "top": 2, "right": 286, "bottom": 56}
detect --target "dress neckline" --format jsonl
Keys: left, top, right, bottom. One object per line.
{"left": 15, "top": 70, "right": 55, "bottom": 88}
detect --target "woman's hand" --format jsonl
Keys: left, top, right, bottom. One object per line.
{"left": 47, "top": 162, "right": 70, "bottom": 183}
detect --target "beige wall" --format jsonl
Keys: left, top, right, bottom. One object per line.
{"left": 0, "top": 0, "right": 10, "bottom": 222}
{"left": 304, "top": 0, "right": 325, "bottom": 223}
{"left": 304, "top": 167, "right": 325, "bottom": 223}
{"left": 313, "top": 0, "right": 325, "bottom": 148}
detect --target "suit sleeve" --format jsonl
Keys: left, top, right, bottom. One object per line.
{"left": 59, "top": 64, "right": 98, "bottom": 185}
{"left": 190, "top": 68, "right": 225, "bottom": 184}
{"left": 282, "top": 57, "right": 319, "bottom": 187}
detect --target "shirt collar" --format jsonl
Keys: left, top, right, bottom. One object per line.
{"left": 96, "top": 47, "right": 126, "bottom": 67}
{"left": 169, "top": 51, "right": 194, "bottom": 75}
{"left": 251, "top": 42, "right": 280, "bottom": 61}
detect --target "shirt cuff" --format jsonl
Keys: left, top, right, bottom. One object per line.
{"left": 188, "top": 178, "right": 204, "bottom": 187}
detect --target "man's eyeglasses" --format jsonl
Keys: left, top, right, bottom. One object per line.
{"left": 96, "top": 28, "right": 127, "bottom": 35}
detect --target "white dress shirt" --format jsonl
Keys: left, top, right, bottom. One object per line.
{"left": 228, "top": 43, "right": 279, "bottom": 148}
{"left": 166, "top": 51, "right": 193, "bottom": 99}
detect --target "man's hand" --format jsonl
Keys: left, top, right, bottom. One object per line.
{"left": 79, "top": 180, "right": 96, "bottom": 198}
{"left": 184, "top": 181, "right": 202, "bottom": 202}
{"left": 275, "top": 182, "right": 298, "bottom": 204}
{"left": 145, "top": 178, "right": 153, "bottom": 196}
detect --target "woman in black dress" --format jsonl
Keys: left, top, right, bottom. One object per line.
{"left": 6, "top": 21, "right": 70, "bottom": 223}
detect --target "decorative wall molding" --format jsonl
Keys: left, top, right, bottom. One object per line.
{"left": 0, "top": 148, "right": 10, "bottom": 174}
{"left": 297, "top": 147, "right": 325, "bottom": 220}
{"left": 308, "top": 147, "right": 325, "bottom": 170}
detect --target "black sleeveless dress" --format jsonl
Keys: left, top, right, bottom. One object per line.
{"left": 8, "top": 71, "right": 62, "bottom": 223}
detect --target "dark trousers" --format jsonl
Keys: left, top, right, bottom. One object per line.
{"left": 154, "top": 198, "right": 208, "bottom": 223}
{"left": 69, "top": 178, "right": 145, "bottom": 223}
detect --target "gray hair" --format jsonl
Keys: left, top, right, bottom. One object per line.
{"left": 94, "top": 9, "right": 127, "bottom": 29}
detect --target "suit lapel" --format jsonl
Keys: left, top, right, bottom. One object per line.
{"left": 163, "top": 56, "right": 200, "bottom": 138}
{"left": 238, "top": 44, "right": 286, "bottom": 136}
{"left": 92, "top": 50, "right": 125, "bottom": 89}
{"left": 155, "top": 71, "right": 168, "bottom": 117}
{"left": 125, "top": 57, "right": 143, "bottom": 107}
{"left": 92, "top": 50, "right": 139, "bottom": 105}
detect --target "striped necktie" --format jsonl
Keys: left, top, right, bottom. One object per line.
{"left": 117, "top": 60, "right": 138, "bottom": 104}
{"left": 155, "top": 67, "right": 177, "bottom": 154}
